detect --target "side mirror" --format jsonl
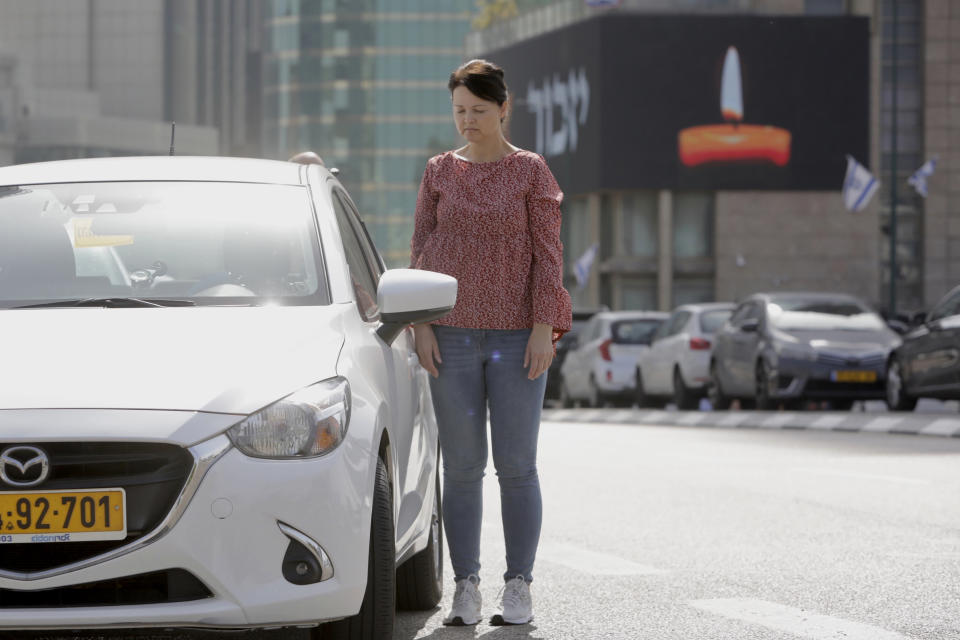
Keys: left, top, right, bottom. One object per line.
{"left": 911, "top": 311, "right": 928, "bottom": 326}
{"left": 376, "top": 269, "right": 457, "bottom": 344}
{"left": 740, "top": 318, "right": 760, "bottom": 333}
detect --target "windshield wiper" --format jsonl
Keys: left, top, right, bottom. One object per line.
{"left": 13, "top": 297, "right": 197, "bottom": 309}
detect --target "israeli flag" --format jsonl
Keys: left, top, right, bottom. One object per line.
{"left": 842, "top": 155, "right": 879, "bottom": 212}
{"left": 907, "top": 156, "right": 937, "bottom": 198}
{"left": 573, "top": 243, "right": 599, "bottom": 289}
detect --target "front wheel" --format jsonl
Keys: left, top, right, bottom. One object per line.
{"left": 673, "top": 368, "right": 698, "bottom": 410}
{"left": 755, "top": 362, "right": 776, "bottom": 411}
{"left": 319, "top": 457, "right": 395, "bottom": 640}
{"left": 396, "top": 463, "right": 443, "bottom": 610}
{"left": 707, "top": 362, "right": 731, "bottom": 410}
{"left": 885, "top": 359, "right": 918, "bottom": 412}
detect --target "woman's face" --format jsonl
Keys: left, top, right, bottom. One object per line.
{"left": 452, "top": 85, "right": 506, "bottom": 144}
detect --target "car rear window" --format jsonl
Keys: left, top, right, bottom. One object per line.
{"left": 611, "top": 319, "right": 663, "bottom": 345}
{"left": 0, "top": 182, "right": 328, "bottom": 307}
{"left": 699, "top": 309, "right": 732, "bottom": 334}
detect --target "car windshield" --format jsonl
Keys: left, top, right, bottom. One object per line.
{"left": 699, "top": 309, "right": 732, "bottom": 334}
{"left": 766, "top": 299, "right": 885, "bottom": 331}
{"left": 0, "top": 182, "right": 327, "bottom": 308}
{"left": 611, "top": 319, "right": 662, "bottom": 345}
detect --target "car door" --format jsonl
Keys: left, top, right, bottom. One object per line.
{"left": 643, "top": 319, "right": 673, "bottom": 394}
{"left": 902, "top": 288, "right": 960, "bottom": 394}
{"left": 727, "top": 301, "right": 764, "bottom": 395}
{"left": 562, "top": 317, "right": 592, "bottom": 397}
{"left": 330, "top": 190, "right": 422, "bottom": 536}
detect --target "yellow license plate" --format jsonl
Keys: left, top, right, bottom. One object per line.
{"left": 832, "top": 370, "right": 877, "bottom": 383}
{"left": 0, "top": 489, "right": 126, "bottom": 543}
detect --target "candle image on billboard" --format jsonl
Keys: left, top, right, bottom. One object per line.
{"left": 678, "top": 46, "right": 791, "bottom": 167}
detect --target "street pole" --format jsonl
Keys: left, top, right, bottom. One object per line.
{"left": 889, "top": 0, "right": 898, "bottom": 317}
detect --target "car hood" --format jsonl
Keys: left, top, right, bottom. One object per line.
{"left": 0, "top": 306, "right": 346, "bottom": 414}
{"left": 776, "top": 328, "right": 899, "bottom": 352}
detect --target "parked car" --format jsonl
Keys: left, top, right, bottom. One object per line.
{"left": 544, "top": 306, "right": 608, "bottom": 404}
{"left": 559, "top": 310, "right": 668, "bottom": 407}
{"left": 885, "top": 284, "right": 960, "bottom": 411}
{"left": 636, "top": 302, "right": 735, "bottom": 409}
{"left": 708, "top": 292, "right": 900, "bottom": 410}
{"left": 0, "top": 156, "right": 458, "bottom": 638}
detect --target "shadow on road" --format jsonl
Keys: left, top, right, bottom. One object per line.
{"left": 395, "top": 610, "right": 545, "bottom": 640}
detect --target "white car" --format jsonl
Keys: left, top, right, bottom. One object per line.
{"left": 636, "top": 302, "right": 734, "bottom": 409}
{"left": 0, "top": 156, "right": 457, "bottom": 638}
{"left": 559, "top": 310, "right": 668, "bottom": 407}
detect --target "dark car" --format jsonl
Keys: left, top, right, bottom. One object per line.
{"left": 708, "top": 292, "right": 901, "bottom": 410}
{"left": 885, "top": 284, "right": 960, "bottom": 411}
{"left": 544, "top": 307, "right": 608, "bottom": 404}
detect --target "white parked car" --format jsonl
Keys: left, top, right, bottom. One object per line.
{"left": 635, "top": 303, "right": 735, "bottom": 409}
{"left": 0, "top": 156, "right": 457, "bottom": 638}
{"left": 559, "top": 310, "right": 668, "bottom": 407}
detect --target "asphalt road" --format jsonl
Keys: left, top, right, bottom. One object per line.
{"left": 396, "top": 417, "right": 960, "bottom": 640}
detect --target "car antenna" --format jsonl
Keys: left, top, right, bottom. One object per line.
{"left": 169, "top": 122, "right": 176, "bottom": 156}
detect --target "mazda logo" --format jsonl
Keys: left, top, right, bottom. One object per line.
{"left": 0, "top": 446, "right": 50, "bottom": 487}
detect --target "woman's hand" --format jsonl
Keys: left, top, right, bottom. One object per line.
{"left": 413, "top": 323, "right": 442, "bottom": 378}
{"left": 524, "top": 323, "right": 554, "bottom": 380}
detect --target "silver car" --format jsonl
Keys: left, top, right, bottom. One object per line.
{"left": 708, "top": 292, "right": 900, "bottom": 410}
{"left": 559, "top": 310, "right": 668, "bottom": 407}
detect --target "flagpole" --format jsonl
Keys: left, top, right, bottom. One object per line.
{"left": 888, "top": 0, "right": 898, "bottom": 318}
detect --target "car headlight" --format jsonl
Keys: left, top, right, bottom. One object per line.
{"left": 227, "top": 377, "right": 351, "bottom": 459}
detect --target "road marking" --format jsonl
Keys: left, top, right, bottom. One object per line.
{"left": 690, "top": 598, "right": 915, "bottom": 640}
{"left": 716, "top": 412, "right": 749, "bottom": 427}
{"left": 576, "top": 409, "right": 605, "bottom": 421}
{"left": 809, "top": 414, "right": 846, "bottom": 430}
{"left": 760, "top": 413, "right": 794, "bottom": 428}
{"left": 676, "top": 412, "right": 707, "bottom": 425}
{"left": 919, "top": 418, "right": 960, "bottom": 437}
{"left": 641, "top": 410, "right": 671, "bottom": 423}
{"left": 862, "top": 417, "right": 903, "bottom": 433}
{"left": 610, "top": 409, "right": 639, "bottom": 423}
{"left": 538, "top": 541, "right": 669, "bottom": 576}
{"left": 544, "top": 409, "right": 576, "bottom": 421}
{"left": 792, "top": 466, "right": 930, "bottom": 486}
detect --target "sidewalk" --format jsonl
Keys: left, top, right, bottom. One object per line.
{"left": 541, "top": 407, "right": 960, "bottom": 438}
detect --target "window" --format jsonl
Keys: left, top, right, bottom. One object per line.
{"left": 331, "top": 190, "right": 380, "bottom": 320}
{"left": 666, "top": 311, "right": 692, "bottom": 336}
{"left": 621, "top": 192, "right": 657, "bottom": 257}
{"left": 673, "top": 192, "right": 713, "bottom": 259}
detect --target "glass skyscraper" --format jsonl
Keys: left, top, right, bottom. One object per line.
{"left": 263, "top": 0, "right": 474, "bottom": 265}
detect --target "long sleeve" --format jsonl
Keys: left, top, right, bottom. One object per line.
{"left": 409, "top": 159, "right": 439, "bottom": 268}
{"left": 527, "top": 156, "right": 572, "bottom": 338}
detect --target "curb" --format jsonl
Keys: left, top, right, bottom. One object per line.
{"left": 541, "top": 408, "right": 960, "bottom": 438}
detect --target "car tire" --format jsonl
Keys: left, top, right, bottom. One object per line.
{"left": 587, "top": 376, "right": 604, "bottom": 408}
{"left": 672, "top": 367, "right": 698, "bottom": 410}
{"left": 755, "top": 361, "right": 775, "bottom": 411}
{"left": 319, "top": 457, "right": 395, "bottom": 640}
{"left": 559, "top": 380, "right": 575, "bottom": 409}
{"left": 396, "top": 465, "right": 443, "bottom": 610}
{"left": 634, "top": 369, "right": 655, "bottom": 409}
{"left": 885, "top": 359, "right": 918, "bottom": 412}
{"left": 707, "top": 362, "right": 731, "bottom": 410}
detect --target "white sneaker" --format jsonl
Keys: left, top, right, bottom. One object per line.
{"left": 491, "top": 575, "right": 533, "bottom": 625}
{"left": 443, "top": 574, "right": 482, "bottom": 626}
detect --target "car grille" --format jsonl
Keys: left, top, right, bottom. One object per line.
{"left": 0, "top": 569, "right": 211, "bottom": 607}
{"left": 815, "top": 352, "right": 885, "bottom": 368}
{"left": 0, "top": 442, "right": 193, "bottom": 573}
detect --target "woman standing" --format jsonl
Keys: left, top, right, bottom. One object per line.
{"left": 409, "top": 59, "right": 572, "bottom": 626}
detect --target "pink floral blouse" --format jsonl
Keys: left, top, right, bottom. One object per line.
{"left": 409, "top": 150, "right": 572, "bottom": 341}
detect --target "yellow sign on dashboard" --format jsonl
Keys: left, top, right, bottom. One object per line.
{"left": 73, "top": 218, "right": 135, "bottom": 248}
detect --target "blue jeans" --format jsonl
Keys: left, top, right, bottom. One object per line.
{"left": 429, "top": 326, "right": 546, "bottom": 584}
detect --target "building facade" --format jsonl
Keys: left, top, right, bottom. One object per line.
{"left": 0, "top": 0, "right": 262, "bottom": 165}
{"left": 261, "top": 0, "right": 474, "bottom": 265}
{"left": 467, "top": 0, "right": 958, "bottom": 318}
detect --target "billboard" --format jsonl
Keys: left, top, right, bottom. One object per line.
{"left": 485, "top": 15, "right": 870, "bottom": 195}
